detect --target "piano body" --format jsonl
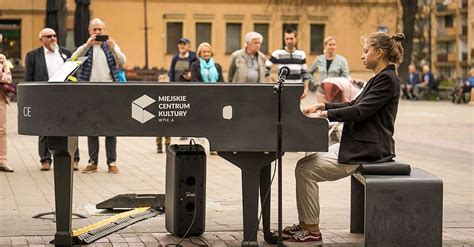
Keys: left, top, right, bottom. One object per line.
{"left": 17, "top": 82, "right": 328, "bottom": 246}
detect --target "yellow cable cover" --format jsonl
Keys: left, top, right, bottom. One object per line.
{"left": 72, "top": 207, "right": 150, "bottom": 237}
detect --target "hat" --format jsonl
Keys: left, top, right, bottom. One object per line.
{"left": 178, "top": 38, "right": 190, "bottom": 44}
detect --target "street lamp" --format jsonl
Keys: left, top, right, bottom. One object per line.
{"left": 144, "top": 0, "right": 149, "bottom": 69}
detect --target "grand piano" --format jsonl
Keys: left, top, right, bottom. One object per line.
{"left": 17, "top": 82, "right": 328, "bottom": 246}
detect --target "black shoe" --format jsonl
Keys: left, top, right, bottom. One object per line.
{"left": 157, "top": 146, "right": 163, "bottom": 153}
{"left": 0, "top": 164, "right": 14, "bottom": 172}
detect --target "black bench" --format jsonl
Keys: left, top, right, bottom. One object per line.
{"left": 350, "top": 161, "right": 443, "bottom": 246}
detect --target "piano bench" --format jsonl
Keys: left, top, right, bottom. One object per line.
{"left": 350, "top": 161, "right": 443, "bottom": 246}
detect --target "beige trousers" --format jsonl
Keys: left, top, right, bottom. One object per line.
{"left": 295, "top": 143, "right": 360, "bottom": 224}
{"left": 0, "top": 96, "right": 6, "bottom": 165}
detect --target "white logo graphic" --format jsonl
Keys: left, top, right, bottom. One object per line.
{"left": 132, "top": 95, "right": 156, "bottom": 123}
{"left": 222, "top": 105, "right": 232, "bottom": 120}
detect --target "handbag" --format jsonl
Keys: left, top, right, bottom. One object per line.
{"left": 117, "top": 69, "right": 127, "bottom": 83}
{"left": 0, "top": 82, "right": 15, "bottom": 94}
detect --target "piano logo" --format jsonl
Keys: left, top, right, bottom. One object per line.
{"left": 132, "top": 95, "right": 156, "bottom": 124}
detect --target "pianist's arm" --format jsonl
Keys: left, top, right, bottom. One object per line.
{"left": 325, "top": 73, "right": 394, "bottom": 123}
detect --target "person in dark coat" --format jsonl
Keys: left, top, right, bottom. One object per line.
{"left": 24, "top": 28, "right": 80, "bottom": 171}
{"left": 283, "top": 32, "right": 405, "bottom": 245}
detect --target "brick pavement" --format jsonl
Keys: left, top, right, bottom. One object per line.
{"left": 0, "top": 98, "right": 473, "bottom": 246}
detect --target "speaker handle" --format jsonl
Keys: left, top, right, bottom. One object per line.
{"left": 188, "top": 138, "right": 197, "bottom": 151}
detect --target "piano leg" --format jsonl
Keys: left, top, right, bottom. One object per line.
{"left": 219, "top": 152, "right": 276, "bottom": 246}
{"left": 48, "top": 136, "right": 78, "bottom": 246}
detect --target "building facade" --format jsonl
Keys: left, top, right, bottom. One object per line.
{"left": 431, "top": 0, "right": 471, "bottom": 80}
{"left": 1, "top": 0, "right": 399, "bottom": 80}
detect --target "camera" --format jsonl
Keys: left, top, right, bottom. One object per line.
{"left": 95, "top": 35, "right": 109, "bottom": 42}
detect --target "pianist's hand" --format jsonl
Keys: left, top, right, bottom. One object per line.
{"left": 319, "top": 111, "right": 328, "bottom": 118}
{"left": 303, "top": 103, "right": 325, "bottom": 115}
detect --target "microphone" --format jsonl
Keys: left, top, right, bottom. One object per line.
{"left": 278, "top": 66, "right": 290, "bottom": 81}
{"left": 274, "top": 66, "right": 290, "bottom": 92}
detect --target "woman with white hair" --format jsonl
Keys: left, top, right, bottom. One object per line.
{"left": 0, "top": 53, "right": 13, "bottom": 172}
{"left": 228, "top": 31, "right": 267, "bottom": 83}
{"left": 191, "top": 42, "right": 224, "bottom": 82}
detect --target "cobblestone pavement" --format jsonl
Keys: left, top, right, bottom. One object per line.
{"left": 0, "top": 96, "right": 473, "bottom": 246}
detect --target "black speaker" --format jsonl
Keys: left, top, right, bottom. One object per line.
{"left": 165, "top": 143, "right": 206, "bottom": 237}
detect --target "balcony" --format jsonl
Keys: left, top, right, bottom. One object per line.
{"left": 437, "top": 27, "right": 458, "bottom": 39}
{"left": 436, "top": 3, "right": 448, "bottom": 12}
{"left": 447, "top": 1, "right": 459, "bottom": 10}
{"left": 437, "top": 53, "right": 457, "bottom": 63}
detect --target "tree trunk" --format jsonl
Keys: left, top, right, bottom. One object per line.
{"left": 398, "top": 0, "right": 418, "bottom": 81}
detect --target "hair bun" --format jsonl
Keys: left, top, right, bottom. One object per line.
{"left": 392, "top": 33, "right": 405, "bottom": 42}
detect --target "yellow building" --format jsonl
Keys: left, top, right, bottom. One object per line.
{"left": 1, "top": 0, "right": 399, "bottom": 80}
{"left": 432, "top": 0, "right": 471, "bottom": 79}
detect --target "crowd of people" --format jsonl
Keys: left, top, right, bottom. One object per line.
{"left": 401, "top": 64, "right": 474, "bottom": 102}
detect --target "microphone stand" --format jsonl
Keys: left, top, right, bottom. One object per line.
{"left": 273, "top": 74, "right": 285, "bottom": 246}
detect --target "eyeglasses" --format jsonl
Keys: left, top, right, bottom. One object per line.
{"left": 42, "top": 34, "right": 57, "bottom": 39}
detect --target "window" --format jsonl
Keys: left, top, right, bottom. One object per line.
{"left": 254, "top": 23, "right": 269, "bottom": 54}
{"left": 226, "top": 23, "right": 241, "bottom": 54}
{"left": 377, "top": 25, "right": 389, "bottom": 33}
{"left": 436, "top": 41, "right": 454, "bottom": 53}
{"left": 0, "top": 20, "right": 21, "bottom": 60}
{"left": 444, "top": 15, "right": 454, "bottom": 28}
{"left": 167, "top": 22, "right": 183, "bottom": 54}
{"left": 282, "top": 23, "right": 298, "bottom": 47}
{"left": 196, "top": 23, "right": 212, "bottom": 47}
{"left": 438, "top": 66, "right": 454, "bottom": 79}
{"left": 310, "top": 24, "right": 325, "bottom": 54}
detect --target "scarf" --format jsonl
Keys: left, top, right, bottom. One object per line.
{"left": 78, "top": 42, "right": 119, "bottom": 82}
{"left": 199, "top": 58, "right": 219, "bottom": 83}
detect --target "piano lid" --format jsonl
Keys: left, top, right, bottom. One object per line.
{"left": 17, "top": 82, "right": 328, "bottom": 152}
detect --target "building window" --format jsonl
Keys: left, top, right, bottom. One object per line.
{"left": 226, "top": 23, "right": 241, "bottom": 54}
{"left": 377, "top": 25, "right": 389, "bottom": 33}
{"left": 310, "top": 24, "right": 325, "bottom": 55}
{"left": 282, "top": 23, "right": 298, "bottom": 47}
{"left": 167, "top": 22, "right": 183, "bottom": 54}
{"left": 196, "top": 23, "right": 212, "bottom": 48}
{"left": 437, "top": 66, "right": 454, "bottom": 79}
{"left": 254, "top": 23, "right": 269, "bottom": 54}
{"left": 436, "top": 41, "right": 455, "bottom": 53}
{"left": 444, "top": 15, "right": 454, "bottom": 28}
{"left": 0, "top": 20, "right": 21, "bottom": 60}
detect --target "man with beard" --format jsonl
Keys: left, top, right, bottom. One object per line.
{"left": 25, "top": 28, "right": 80, "bottom": 171}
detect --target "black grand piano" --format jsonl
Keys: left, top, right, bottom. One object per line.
{"left": 17, "top": 82, "right": 328, "bottom": 246}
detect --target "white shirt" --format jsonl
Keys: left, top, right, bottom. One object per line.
{"left": 90, "top": 45, "right": 113, "bottom": 82}
{"left": 44, "top": 47, "right": 65, "bottom": 79}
